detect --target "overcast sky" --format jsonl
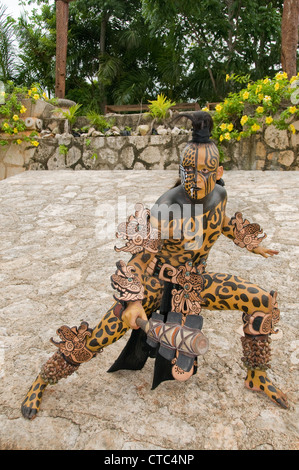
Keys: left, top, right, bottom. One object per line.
{"left": 1, "top": 0, "right": 52, "bottom": 19}
{"left": 1, "top": 0, "right": 29, "bottom": 18}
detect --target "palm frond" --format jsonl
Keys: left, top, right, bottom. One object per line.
{"left": 98, "top": 54, "right": 123, "bottom": 84}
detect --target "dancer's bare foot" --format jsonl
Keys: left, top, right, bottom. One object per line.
{"left": 245, "top": 369, "right": 288, "bottom": 409}
{"left": 21, "top": 375, "right": 48, "bottom": 420}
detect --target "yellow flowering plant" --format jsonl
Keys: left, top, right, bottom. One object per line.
{"left": 209, "top": 72, "right": 299, "bottom": 160}
{"left": 0, "top": 82, "right": 53, "bottom": 147}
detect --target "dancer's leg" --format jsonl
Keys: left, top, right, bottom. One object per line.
{"left": 202, "top": 272, "right": 288, "bottom": 409}
{"left": 21, "top": 301, "right": 129, "bottom": 420}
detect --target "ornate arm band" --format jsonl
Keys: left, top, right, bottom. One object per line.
{"left": 114, "top": 203, "right": 162, "bottom": 255}
{"left": 230, "top": 212, "right": 266, "bottom": 251}
{"left": 111, "top": 260, "right": 145, "bottom": 303}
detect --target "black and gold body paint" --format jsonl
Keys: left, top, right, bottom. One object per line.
{"left": 21, "top": 138, "right": 288, "bottom": 419}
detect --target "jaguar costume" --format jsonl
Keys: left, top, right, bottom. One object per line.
{"left": 21, "top": 111, "right": 288, "bottom": 420}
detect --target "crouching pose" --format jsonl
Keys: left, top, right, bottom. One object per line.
{"left": 21, "top": 112, "right": 288, "bottom": 420}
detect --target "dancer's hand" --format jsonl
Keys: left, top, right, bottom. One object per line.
{"left": 252, "top": 246, "right": 279, "bottom": 258}
{"left": 122, "top": 301, "right": 147, "bottom": 329}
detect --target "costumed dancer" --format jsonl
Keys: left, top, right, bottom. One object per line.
{"left": 21, "top": 111, "right": 288, "bottom": 420}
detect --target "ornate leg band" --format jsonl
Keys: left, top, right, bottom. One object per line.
{"left": 241, "top": 334, "right": 272, "bottom": 371}
{"left": 241, "top": 291, "right": 279, "bottom": 371}
{"left": 41, "top": 321, "right": 96, "bottom": 385}
{"left": 40, "top": 351, "right": 79, "bottom": 385}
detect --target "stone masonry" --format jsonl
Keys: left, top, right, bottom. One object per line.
{"left": 17, "top": 120, "right": 299, "bottom": 174}
{"left": 222, "top": 121, "right": 299, "bottom": 170}
{"left": 0, "top": 100, "right": 298, "bottom": 180}
{"left": 0, "top": 170, "right": 298, "bottom": 450}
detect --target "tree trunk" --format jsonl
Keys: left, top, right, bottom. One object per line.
{"left": 99, "top": 12, "right": 110, "bottom": 113}
{"left": 55, "top": 0, "right": 75, "bottom": 98}
{"left": 281, "top": 0, "right": 299, "bottom": 79}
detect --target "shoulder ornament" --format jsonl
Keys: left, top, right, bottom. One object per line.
{"left": 114, "top": 203, "right": 162, "bottom": 254}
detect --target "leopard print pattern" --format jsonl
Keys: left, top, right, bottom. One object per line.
{"left": 21, "top": 157, "right": 289, "bottom": 417}
{"left": 245, "top": 369, "right": 288, "bottom": 409}
{"left": 21, "top": 375, "right": 48, "bottom": 420}
{"left": 202, "top": 272, "right": 273, "bottom": 314}
{"left": 87, "top": 302, "right": 130, "bottom": 352}
{"left": 158, "top": 197, "right": 227, "bottom": 262}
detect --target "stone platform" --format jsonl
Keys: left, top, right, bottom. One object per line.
{"left": 0, "top": 170, "right": 298, "bottom": 450}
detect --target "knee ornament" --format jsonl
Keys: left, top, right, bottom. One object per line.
{"left": 242, "top": 291, "right": 280, "bottom": 336}
{"left": 241, "top": 291, "right": 280, "bottom": 371}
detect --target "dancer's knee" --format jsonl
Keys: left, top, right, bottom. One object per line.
{"left": 242, "top": 290, "right": 280, "bottom": 336}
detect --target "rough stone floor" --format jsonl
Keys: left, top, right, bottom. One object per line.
{"left": 0, "top": 169, "right": 298, "bottom": 450}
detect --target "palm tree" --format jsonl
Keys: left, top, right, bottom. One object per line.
{"left": 0, "top": 3, "right": 17, "bottom": 82}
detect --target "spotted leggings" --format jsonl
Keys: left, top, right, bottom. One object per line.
{"left": 86, "top": 272, "right": 275, "bottom": 352}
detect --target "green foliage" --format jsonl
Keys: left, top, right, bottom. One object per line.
{"left": 86, "top": 111, "right": 115, "bottom": 132}
{"left": 141, "top": 0, "right": 285, "bottom": 103}
{"left": 0, "top": 4, "right": 17, "bottom": 82}
{"left": 146, "top": 93, "right": 176, "bottom": 120}
{"left": 59, "top": 144, "right": 68, "bottom": 156}
{"left": 15, "top": 2, "right": 56, "bottom": 93}
{"left": 54, "top": 103, "right": 82, "bottom": 128}
{"left": 0, "top": 81, "right": 48, "bottom": 147}
{"left": 225, "top": 73, "right": 251, "bottom": 85}
{"left": 4, "top": 0, "right": 294, "bottom": 111}
{"left": 66, "top": 0, "right": 158, "bottom": 109}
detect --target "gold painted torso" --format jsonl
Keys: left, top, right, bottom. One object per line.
{"left": 153, "top": 184, "right": 227, "bottom": 268}
{"left": 126, "top": 183, "right": 227, "bottom": 314}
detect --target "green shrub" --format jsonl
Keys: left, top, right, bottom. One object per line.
{"left": 146, "top": 93, "right": 176, "bottom": 121}
{"left": 0, "top": 82, "right": 53, "bottom": 147}
{"left": 202, "top": 72, "right": 299, "bottom": 160}
{"left": 86, "top": 111, "right": 115, "bottom": 132}
{"left": 54, "top": 103, "right": 82, "bottom": 129}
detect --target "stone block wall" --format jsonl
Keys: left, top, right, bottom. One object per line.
{"left": 0, "top": 139, "right": 37, "bottom": 180}
{"left": 27, "top": 133, "right": 189, "bottom": 173}
{"left": 222, "top": 121, "right": 299, "bottom": 170}
{"left": 0, "top": 105, "right": 298, "bottom": 180}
